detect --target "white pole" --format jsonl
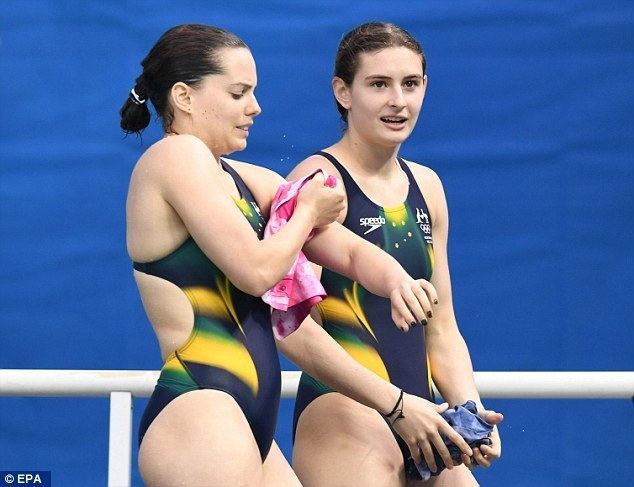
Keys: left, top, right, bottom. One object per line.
{"left": 472, "top": 371, "right": 634, "bottom": 399}
{"left": 108, "top": 392, "right": 133, "bottom": 487}
{"left": 0, "top": 369, "right": 632, "bottom": 399}
{"left": 0, "top": 369, "right": 632, "bottom": 487}
{"left": 0, "top": 369, "right": 158, "bottom": 397}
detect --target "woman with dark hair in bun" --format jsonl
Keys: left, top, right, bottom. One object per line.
{"left": 283, "top": 22, "right": 503, "bottom": 486}
{"left": 122, "top": 24, "right": 474, "bottom": 486}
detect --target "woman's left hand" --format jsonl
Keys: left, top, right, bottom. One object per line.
{"left": 462, "top": 409, "right": 503, "bottom": 468}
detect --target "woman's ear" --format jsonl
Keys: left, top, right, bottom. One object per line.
{"left": 170, "top": 82, "right": 193, "bottom": 114}
{"left": 332, "top": 77, "right": 351, "bottom": 111}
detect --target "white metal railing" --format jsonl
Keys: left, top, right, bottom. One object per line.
{"left": 1, "top": 370, "right": 632, "bottom": 487}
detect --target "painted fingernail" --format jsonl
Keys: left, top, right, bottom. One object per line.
{"left": 421, "top": 319, "right": 427, "bottom": 326}
{"left": 410, "top": 321, "right": 417, "bottom": 328}
{"left": 433, "top": 299, "right": 438, "bottom": 304}
{"left": 427, "top": 311, "right": 433, "bottom": 318}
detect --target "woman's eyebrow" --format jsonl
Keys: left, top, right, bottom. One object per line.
{"left": 228, "top": 82, "right": 254, "bottom": 89}
{"left": 364, "top": 74, "right": 424, "bottom": 80}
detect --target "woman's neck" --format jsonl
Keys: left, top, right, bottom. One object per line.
{"left": 333, "top": 129, "right": 401, "bottom": 178}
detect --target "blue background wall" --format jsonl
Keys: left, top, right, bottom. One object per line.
{"left": 1, "top": 1, "right": 633, "bottom": 485}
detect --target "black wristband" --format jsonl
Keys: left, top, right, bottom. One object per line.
{"left": 382, "top": 389, "right": 405, "bottom": 425}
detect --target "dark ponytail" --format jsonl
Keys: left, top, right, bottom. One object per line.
{"left": 119, "top": 24, "right": 248, "bottom": 136}
{"left": 120, "top": 75, "right": 151, "bottom": 135}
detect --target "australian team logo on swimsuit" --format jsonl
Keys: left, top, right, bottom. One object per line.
{"left": 416, "top": 208, "right": 433, "bottom": 244}
{"left": 359, "top": 215, "right": 386, "bottom": 235}
{"left": 251, "top": 201, "right": 262, "bottom": 216}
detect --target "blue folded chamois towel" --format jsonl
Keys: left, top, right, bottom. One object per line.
{"left": 414, "top": 400, "right": 494, "bottom": 481}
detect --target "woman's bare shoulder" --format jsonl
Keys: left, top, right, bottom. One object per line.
{"left": 402, "top": 158, "right": 444, "bottom": 194}
{"left": 222, "top": 157, "right": 285, "bottom": 187}
{"left": 287, "top": 152, "right": 343, "bottom": 181}
{"left": 134, "top": 135, "right": 212, "bottom": 171}
{"left": 221, "top": 158, "right": 285, "bottom": 215}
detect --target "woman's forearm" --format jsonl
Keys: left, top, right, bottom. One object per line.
{"left": 242, "top": 205, "right": 317, "bottom": 295}
{"left": 426, "top": 323, "right": 482, "bottom": 409}
{"left": 305, "top": 223, "right": 412, "bottom": 298}
{"left": 346, "top": 238, "right": 411, "bottom": 297}
{"left": 279, "top": 319, "right": 400, "bottom": 415}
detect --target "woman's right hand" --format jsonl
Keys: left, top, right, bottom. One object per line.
{"left": 391, "top": 395, "right": 473, "bottom": 474}
{"left": 389, "top": 278, "right": 438, "bottom": 332}
{"left": 297, "top": 174, "right": 345, "bottom": 227}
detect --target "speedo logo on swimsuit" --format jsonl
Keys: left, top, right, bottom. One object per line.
{"left": 359, "top": 215, "right": 386, "bottom": 235}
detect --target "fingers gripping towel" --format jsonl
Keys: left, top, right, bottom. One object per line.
{"left": 415, "top": 400, "right": 494, "bottom": 481}
{"left": 262, "top": 170, "right": 337, "bottom": 339}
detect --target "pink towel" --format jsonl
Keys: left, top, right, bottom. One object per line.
{"left": 262, "top": 170, "right": 337, "bottom": 339}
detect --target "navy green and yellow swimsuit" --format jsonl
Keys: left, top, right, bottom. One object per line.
{"left": 136, "top": 160, "right": 280, "bottom": 460}
{"left": 293, "top": 151, "right": 435, "bottom": 462}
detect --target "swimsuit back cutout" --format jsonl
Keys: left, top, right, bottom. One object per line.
{"left": 136, "top": 159, "right": 280, "bottom": 459}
